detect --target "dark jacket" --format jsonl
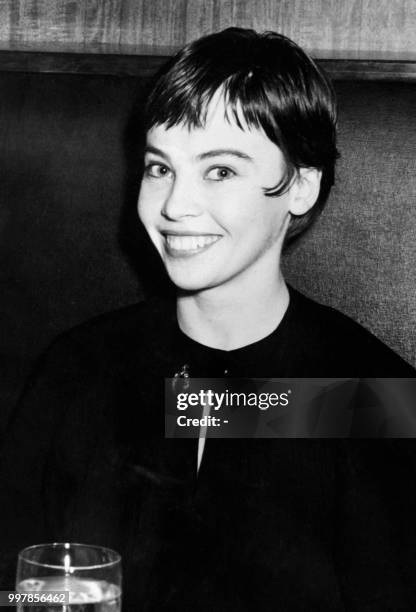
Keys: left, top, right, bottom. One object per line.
{"left": 1, "top": 288, "right": 415, "bottom": 610}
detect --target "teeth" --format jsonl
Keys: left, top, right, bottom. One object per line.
{"left": 165, "top": 235, "right": 219, "bottom": 251}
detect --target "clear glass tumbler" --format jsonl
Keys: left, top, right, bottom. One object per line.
{"left": 16, "top": 542, "right": 121, "bottom": 611}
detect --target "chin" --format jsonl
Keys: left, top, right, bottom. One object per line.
{"left": 166, "top": 268, "right": 218, "bottom": 294}
{"left": 170, "top": 278, "right": 211, "bottom": 293}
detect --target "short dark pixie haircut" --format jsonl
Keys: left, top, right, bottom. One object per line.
{"left": 144, "top": 27, "right": 338, "bottom": 245}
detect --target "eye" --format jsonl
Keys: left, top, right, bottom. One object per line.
{"left": 144, "top": 162, "right": 172, "bottom": 179}
{"left": 205, "top": 166, "right": 236, "bottom": 181}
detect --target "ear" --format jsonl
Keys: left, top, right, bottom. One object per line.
{"left": 288, "top": 168, "right": 322, "bottom": 216}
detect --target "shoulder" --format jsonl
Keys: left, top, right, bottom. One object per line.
{"left": 287, "top": 287, "right": 415, "bottom": 376}
{"left": 47, "top": 296, "right": 175, "bottom": 361}
{"left": 290, "top": 287, "right": 371, "bottom": 339}
{"left": 19, "top": 296, "right": 176, "bottom": 404}
{"left": 10, "top": 296, "right": 176, "bottom": 441}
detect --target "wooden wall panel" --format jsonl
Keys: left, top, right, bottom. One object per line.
{"left": 0, "top": 0, "right": 415, "bottom": 56}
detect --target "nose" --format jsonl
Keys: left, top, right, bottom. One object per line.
{"left": 161, "top": 175, "right": 203, "bottom": 221}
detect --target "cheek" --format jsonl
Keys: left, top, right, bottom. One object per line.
{"left": 225, "top": 197, "right": 289, "bottom": 248}
{"left": 138, "top": 180, "right": 172, "bottom": 225}
{"left": 217, "top": 189, "right": 280, "bottom": 229}
{"left": 137, "top": 186, "right": 156, "bottom": 227}
{"left": 208, "top": 185, "right": 261, "bottom": 223}
{"left": 137, "top": 201, "right": 147, "bottom": 226}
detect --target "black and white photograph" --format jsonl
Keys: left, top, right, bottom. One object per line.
{"left": 0, "top": 1, "right": 416, "bottom": 609}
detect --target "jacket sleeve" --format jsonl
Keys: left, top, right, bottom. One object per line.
{"left": 0, "top": 332, "right": 98, "bottom": 588}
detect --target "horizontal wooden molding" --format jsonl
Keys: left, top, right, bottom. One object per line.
{"left": 0, "top": 47, "right": 415, "bottom": 81}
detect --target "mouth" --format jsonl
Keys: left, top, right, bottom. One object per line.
{"left": 162, "top": 233, "right": 222, "bottom": 257}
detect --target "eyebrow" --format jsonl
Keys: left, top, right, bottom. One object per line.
{"left": 144, "top": 145, "right": 169, "bottom": 159}
{"left": 196, "top": 149, "right": 253, "bottom": 162}
{"left": 144, "top": 145, "right": 253, "bottom": 163}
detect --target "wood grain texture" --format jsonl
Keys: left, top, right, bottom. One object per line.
{"left": 0, "top": 0, "right": 415, "bottom": 56}
{"left": 1, "top": 49, "right": 416, "bottom": 82}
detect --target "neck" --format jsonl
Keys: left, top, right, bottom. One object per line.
{"left": 177, "top": 269, "right": 289, "bottom": 351}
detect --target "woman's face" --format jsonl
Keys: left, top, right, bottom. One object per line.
{"left": 138, "top": 96, "right": 294, "bottom": 295}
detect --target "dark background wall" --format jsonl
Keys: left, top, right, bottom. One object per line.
{"left": 0, "top": 72, "right": 146, "bottom": 419}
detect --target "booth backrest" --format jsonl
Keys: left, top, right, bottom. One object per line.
{"left": 284, "top": 80, "right": 416, "bottom": 367}
{"left": 0, "top": 71, "right": 415, "bottom": 426}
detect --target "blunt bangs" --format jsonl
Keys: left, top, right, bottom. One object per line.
{"left": 144, "top": 56, "right": 296, "bottom": 197}
{"left": 144, "top": 28, "right": 339, "bottom": 245}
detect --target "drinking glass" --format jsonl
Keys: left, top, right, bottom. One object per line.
{"left": 16, "top": 542, "right": 121, "bottom": 611}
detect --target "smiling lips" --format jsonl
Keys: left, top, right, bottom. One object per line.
{"left": 163, "top": 233, "right": 222, "bottom": 256}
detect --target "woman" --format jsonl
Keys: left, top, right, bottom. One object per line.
{"left": 1, "top": 28, "right": 415, "bottom": 610}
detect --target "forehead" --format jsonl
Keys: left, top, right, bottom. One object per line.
{"left": 146, "top": 93, "right": 282, "bottom": 163}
